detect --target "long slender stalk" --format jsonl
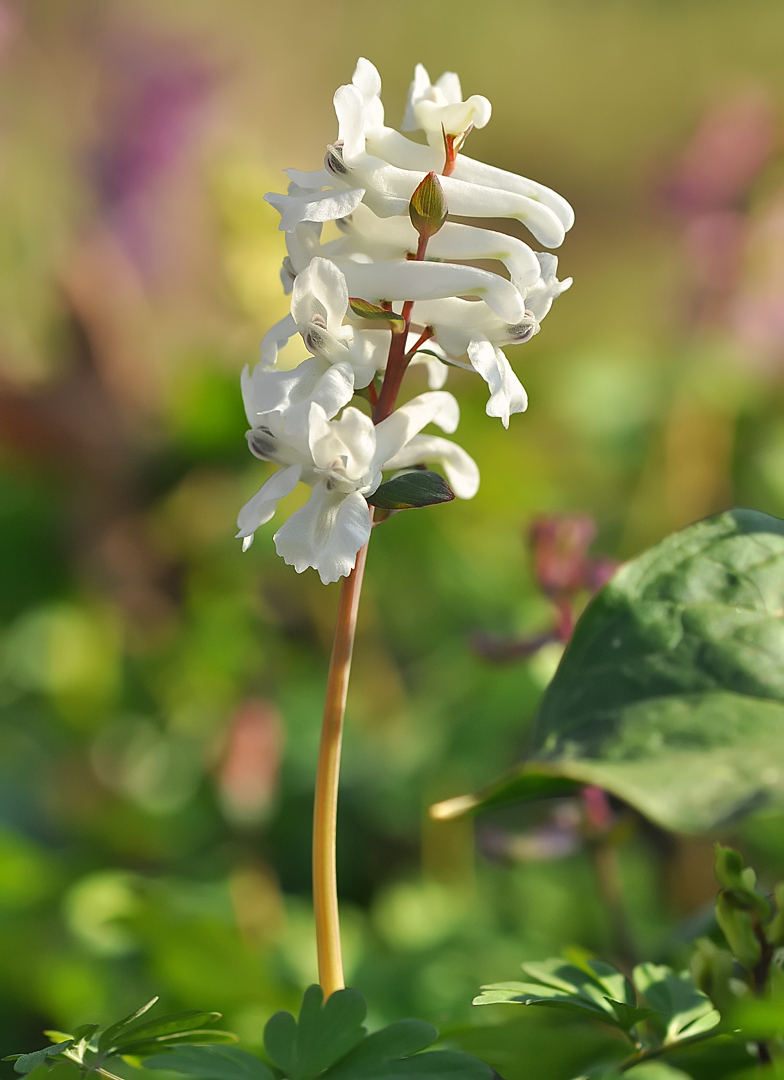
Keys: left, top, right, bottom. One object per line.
{"left": 312, "top": 535, "right": 371, "bottom": 997}
{"left": 312, "top": 179, "right": 438, "bottom": 997}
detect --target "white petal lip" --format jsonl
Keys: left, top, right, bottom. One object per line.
{"left": 338, "top": 260, "right": 528, "bottom": 323}
{"left": 243, "top": 358, "right": 354, "bottom": 432}
{"left": 415, "top": 95, "right": 492, "bottom": 137}
{"left": 265, "top": 187, "right": 365, "bottom": 232}
{"left": 384, "top": 434, "right": 480, "bottom": 499}
{"left": 274, "top": 485, "right": 372, "bottom": 584}
{"left": 467, "top": 337, "right": 528, "bottom": 428}
{"left": 236, "top": 464, "right": 303, "bottom": 542}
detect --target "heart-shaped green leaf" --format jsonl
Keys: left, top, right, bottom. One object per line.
{"left": 368, "top": 471, "right": 454, "bottom": 511}
{"left": 264, "top": 986, "right": 367, "bottom": 1080}
{"left": 319, "top": 1020, "right": 437, "bottom": 1080}
{"left": 432, "top": 510, "right": 784, "bottom": 833}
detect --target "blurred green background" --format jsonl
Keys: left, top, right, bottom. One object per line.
{"left": 4, "top": 1, "right": 784, "bottom": 1076}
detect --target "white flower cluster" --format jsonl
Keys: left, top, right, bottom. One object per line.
{"left": 237, "top": 59, "right": 573, "bottom": 584}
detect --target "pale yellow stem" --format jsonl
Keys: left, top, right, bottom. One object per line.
{"left": 312, "top": 534, "right": 371, "bottom": 997}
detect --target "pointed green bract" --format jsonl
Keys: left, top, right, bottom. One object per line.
{"left": 433, "top": 510, "right": 784, "bottom": 833}
{"left": 367, "top": 470, "right": 454, "bottom": 511}
{"left": 348, "top": 298, "right": 405, "bottom": 327}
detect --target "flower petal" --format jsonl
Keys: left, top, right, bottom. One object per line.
{"left": 384, "top": 434, "right": 480, "bottom": 499}
{"left": 373, "top": 390, "right": 460, "bottom": 469}
{"left": 243, "top": 358, "right": 354, "bottom": 433}
{"left": 308, "top": 403, "right": 376, "bottom": 481}
{"left": 452, "top": 155, "right": 575, "bottom": 232}
{"left": 236, "top": 464, "right": 303, "bottom": 546}
{"left": 260, "top": 313, "right": 298, "bottom": 366}
{"left": 338, "top": 260, "right": 527, "bottom": 323}
{"left": 334, "top": 83, "right": 366, "bottom": 161}
{"left": 265, "top": 187, "right": 365, "bottom": 232}
{"left": 274, "top": 485, "right": 371, "bottom": 584}
{"left": 467, "top": 337, "right": 528, "bottom": 428}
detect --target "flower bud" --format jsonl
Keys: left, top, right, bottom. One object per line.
{"left": 409, "top": 171, "right": 447, "bottom": 242}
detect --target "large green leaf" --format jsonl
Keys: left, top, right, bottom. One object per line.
{"left": 431, "top": 510, "right": 784, "bottom": 833}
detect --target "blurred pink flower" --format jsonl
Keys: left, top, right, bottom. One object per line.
{"left": 217, "top": 700, "right": 284, "bottom": 824}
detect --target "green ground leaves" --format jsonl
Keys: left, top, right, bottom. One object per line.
{"left": 433, "top": 509, "right": 784, "bottom": 833}
{"left": 475, "top": 955, "right": 717, "bottom": 1051}
{"left": 261, "top": 985, "right": 491, "bottom": 1080}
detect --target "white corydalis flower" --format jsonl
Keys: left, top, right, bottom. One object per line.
{"left": 402, "top": 63, "right": 491, "bottom": 147}
{"left": 240, "top": 57, "right": 573, "bottom": 580}
{"left": 237, "top": 391, "right": 478, "bottom": 584}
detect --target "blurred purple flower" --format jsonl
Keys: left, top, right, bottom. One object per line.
{"left": 472, "top": 514, "right": 616, "bottom": 661}
{"left": 89, "top": 34, "right": 216, "bottom": 274}
{"left": 664, "top": 91, "right": 775, "bottom": 217}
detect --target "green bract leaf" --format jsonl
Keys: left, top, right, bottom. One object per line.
{"left": 98, "top": 998, "right": 159, "bottom": 1052}
{"left": 633, "top": 964, "right": 720, "bottom": 1043}
{"left": 432, "top": 510, "right": 784, "bottom": 833}
{"left": 112, "top": 1011, "right": 222, "bottom": 1050}
{"left": 367, "top": 471, "right": 454, "bottom": 511}
{"left": 409, "top": 172, "right": 447, "bottom": 241}
{"left": 142, "top": 1046, "right": 273, "bottom": 1080}
{"left": 348, "top": 299, "right": 404, "bottom": 328}
{"left": 264, "top": 985, "right": 367, "bottom": 1080}
{"left": 6, "top": 1042, "right": 73, "bottom": 1075}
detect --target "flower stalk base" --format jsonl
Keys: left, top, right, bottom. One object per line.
{"left": 312, "top": 531, "right": 371, "bottom": 996}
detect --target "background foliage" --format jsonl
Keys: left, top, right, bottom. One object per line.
{"left": 4, "top": 1, "right": 784, "bottom": 1076}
